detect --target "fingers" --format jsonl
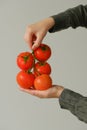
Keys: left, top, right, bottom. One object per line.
{"left": 24, "top": 22, "right": 47, "bottom": 50}
{"left": 24, "top": 29, "right": 33, "bottom": 50}
{"left": 24, "top": 18, "right": 54, "bottom": 50}
{"left": 24, "top": 33, "right": 42, "bottom": 50}
{"left": 32, "top": 34, "right": 43, "bottom": 50}
{"left": 19, "top": 88, "right": 48, "bottom": 98}
{"left": 24, "top": 28, "right": 44, "bottom": 50}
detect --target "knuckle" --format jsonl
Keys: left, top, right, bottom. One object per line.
{"left": 24, "top": 36, "right": 29, "bottom": 43}
{"left": 24, "top": 35, "right": 28, "bottom": 43}
{"left": 24, "top": 35, "right": 26, "bottom": 40}
{"left": 27, "top": 25, "right": 33, "bottom": 33}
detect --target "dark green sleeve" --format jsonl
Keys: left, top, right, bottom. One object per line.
{"left": 59, "top": 89, "right": 87, "bottom": 123}
{"left": 49, "top": 5, "right": 87, "bottom": 32}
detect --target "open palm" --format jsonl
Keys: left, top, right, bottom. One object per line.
{"left": 20, "top": 85, "right": 64, "bottom": 98}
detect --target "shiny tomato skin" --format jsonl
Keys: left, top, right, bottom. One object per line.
{"left": 16, "top": 70, "right": 35, "bottom": 89}
{"left": 17, "top": 52, "right": 34, "bottom": 71}
{"left": 34, "top": 61, "right": 51, "bottom": 75}
{"left": 34, "top": 74, "right": 52, "bottom": 90}
{"left": 34, "top": 44, "right": 51, "bottom": 61}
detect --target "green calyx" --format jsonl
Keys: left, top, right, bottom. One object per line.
{"left": 27, "top": 69, "right": 32, "bottom": 74}
{"left": 39, "top": 62, "right": 46, "bottom": 66}
{"left": 41, "top": 46, "right": 47, "bottom": 51}
{"left": 23, "top": 55, "right": 29, "bottom": 62}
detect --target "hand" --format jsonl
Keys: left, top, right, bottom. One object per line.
{"left": 19, "top": 85, "right": 64, "bottom": 98}
{"left": 24, "top": 17, "right": 55, "bottom": 50}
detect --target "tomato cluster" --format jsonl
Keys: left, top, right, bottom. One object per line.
{"left": 16, "top": 43, "right": 52, "bottom": 90}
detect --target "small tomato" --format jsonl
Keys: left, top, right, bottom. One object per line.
{"left": 34, "top": 74, "right": 52, "bottom": 90}
{"left": 16, "top": 70, "right": 35, "bottom": 89}
{"left": 17, "top": 52, "right": 34, "bottom": 70}
{"left": 34, "top": 61, "right": 51, "bottom": 75}
{"left": 34, "top": 44, "right": 51, "bottom": 61}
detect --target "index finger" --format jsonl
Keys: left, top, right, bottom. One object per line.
{"left": 24, "top": 31, "right": 33, "bottom": 50}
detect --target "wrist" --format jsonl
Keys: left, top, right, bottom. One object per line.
{"left": 42, "top": 17, "right": 55, "bottom": 31}
{"left": 56, "top": 86, "right": 64, "bottom": 98}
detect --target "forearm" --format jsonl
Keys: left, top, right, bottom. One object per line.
{"left": 49, "top": 4, "right": 87, "bottom": 32}
{"left": 59, "top": 89, "right": 87, "bottom": 123}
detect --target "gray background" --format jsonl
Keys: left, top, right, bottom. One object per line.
{"left": 0, "top": 0, "right": 87, "bottom": 130}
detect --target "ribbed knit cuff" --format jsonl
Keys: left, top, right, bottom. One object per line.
{"left": 59, "top": 89, "right": 83, "bottom": 110}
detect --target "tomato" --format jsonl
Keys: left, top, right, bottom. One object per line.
{"left": 16, "top": 70, "right": 35, "bottom": 89}
{"left": 34, "top": 44, "right": 51, "bottom": 61}
{"left": 34, "top": 74, "right": 52, "bottom": 90}
{"left": 34, "top": 61, "right": 51, "bottom": 76}
{"left": 17, "top": 52, "right": 34, "bottom": 71}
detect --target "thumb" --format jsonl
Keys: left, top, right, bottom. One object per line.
{"left": 32, "top": 35, "right": 43, "bottom": 50}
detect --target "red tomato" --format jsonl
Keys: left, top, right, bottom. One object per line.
{"left": 34, "top": 74, "right": 52, "bottom": 90}
{"left": 16, "top": 70, "right": 35, "bottom": 89}
{"left": 34, "top": 61, "right": 51, "bottom": 76}
{"left": 17, "top": 52, "right": 34, "bottom": 70}
{"left": 34, "top": 44, "right": 51, "bottom": 61}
